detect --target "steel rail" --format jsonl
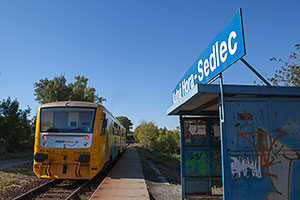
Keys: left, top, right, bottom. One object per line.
{"left": 12, "top": 179, "right": 59, "bottom": 200}
{"left": 65, "top": 180, "right": 89, "bottom": 200}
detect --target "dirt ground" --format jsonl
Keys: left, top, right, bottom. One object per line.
{"left": 0, "top": 162, "right": 49, "bottom": 200}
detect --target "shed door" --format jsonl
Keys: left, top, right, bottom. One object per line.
{"left": 181, "top": 117, "right": 222, "bottom": 198}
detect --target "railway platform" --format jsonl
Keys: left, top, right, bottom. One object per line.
{"left": 89, "top": 147, "right": 150, "bottom": 200}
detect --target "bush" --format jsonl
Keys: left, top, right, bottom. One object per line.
{"left": 0, "top": 98, "right": 32, "bottom": 153}
{"left": 134, "top": 122, "right": 180, "bottom": 154}
{"left": 154, "top": 130, "right": 180, "bottom": 154}
{"left": 134, "top": 121, "right": 159, "bottom": 150}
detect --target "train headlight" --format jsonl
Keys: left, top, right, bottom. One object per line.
{"left": 34, "top": 153, "right": 47, "bottom": 162}
{"left": 84, "top": 135, "right": 89, "bottom": 140}
{"left": 42, "top": 135, "right": 47, "bottom": 140}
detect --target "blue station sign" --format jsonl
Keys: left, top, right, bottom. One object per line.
{"left": 172, "top": 9, "right": 246, "bottom": 105}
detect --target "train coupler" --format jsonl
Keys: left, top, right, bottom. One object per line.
{"left": 62, "top": 155, "right": 67, "bottom": 174}
{"left": 45, "top": 160, "right": 52, "bottom": 177}
{"left": 74, "top": 160, "right": 81, "bottom": 177}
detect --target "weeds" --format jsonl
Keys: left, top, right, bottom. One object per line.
{"left": 137, "top": 146, "right": 181, "bottom": 184}
{"left": 0, "top": 163, "right": 33, "bottom": 192}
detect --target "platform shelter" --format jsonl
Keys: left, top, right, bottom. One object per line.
{"left": 167, "top": 8, "right": 300, "bottom": 200}
{"left": 167, "top": 84, "right": 300, "bottom": 200}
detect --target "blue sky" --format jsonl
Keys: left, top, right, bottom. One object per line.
{"left": 0, "top": 0, "right": 299, "bottom": 130}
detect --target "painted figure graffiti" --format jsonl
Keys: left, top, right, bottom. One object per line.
{"left": 283, "top": 119, "right": 300, "bottom": 143}
{"left": 231, "top": 156, "right": 261, "bottom": 178}
{"left": 232, "top": 110, "right": 300, "bottom": 200}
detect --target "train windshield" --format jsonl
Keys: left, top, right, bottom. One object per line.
{"left": 40, "top": 107, "right": 96, "bottom": 133}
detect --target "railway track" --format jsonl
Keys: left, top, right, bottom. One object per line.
{"left": 13, "top": 179, "right": 87, "bottom": 200}
{"left": 13, "top": 151, "right": 122, "bottom": 200}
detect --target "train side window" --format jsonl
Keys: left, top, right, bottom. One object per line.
{"left": 101, "top": 113, "right": 107, "bottom": 134}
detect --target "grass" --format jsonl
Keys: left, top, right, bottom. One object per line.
{"left": 139, "top": 150, "right": 156, "bottom": 175}
{"left": 0, "top": 163, "right": 33, "bottom": 192}
{"left": 2, "top": 163, "right": 33, "bottom": 176}
{"left": 136, "top": 146, "right": 181, "bottom": 184}
{"left": 0, "top": 173, "right": 18, "bottom": 191}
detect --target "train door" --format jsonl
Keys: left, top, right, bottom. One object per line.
{"left": 102, "top": 112, "right": 110, "bottom": 162}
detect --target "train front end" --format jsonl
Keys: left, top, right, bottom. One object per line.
{"left": 33, "top": 101, "right": 101, "bottom": 179}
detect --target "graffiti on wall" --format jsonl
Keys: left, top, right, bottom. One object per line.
{"left": 283, "top": 119, "right": 300, "bottom": 143}
{"left": 231, "top": 156, "right": 261, "bottom": 178}
{"left": 185, "top": 150, "right": 222, "bottom": 176}
{"left": 231, "top": 110, "right": 300, "bottom": 199}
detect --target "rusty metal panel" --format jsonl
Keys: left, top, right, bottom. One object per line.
{"left": 222, "top": 97, "right": 300, "bottom": 200}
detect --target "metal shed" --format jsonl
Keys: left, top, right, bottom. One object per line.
{"left": 167, "top": 84, "right": 300, "bottom": 200}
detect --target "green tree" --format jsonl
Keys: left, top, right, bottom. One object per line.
{"left": 34, "top": 75, "right": 70, "bottom": 104}
{"left": 34, "top": 75, "right": 106, "bottom": 104}
{"left": 155, "top": 129, "right": 180, "bottom": 154}
{"left": 269, "top": 43, "right": 300, "bottom": 86}
{"left": 116, "top": 116, "right": 133, "bottom": 134}
{"left": 134, "top": 121, "right": 159, "bottom": 150}
{"left": 0, "top": 98, "right": 32, "bottom": 153}
{"left": 158, "top": 127, "right": 168, "bottom": 135}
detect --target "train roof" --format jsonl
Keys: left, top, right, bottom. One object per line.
{"left": 40, "top": 101, "right": 99, "bottom": 108}
{"left": 39, "top": 101, "right": 125, "bottom": 129}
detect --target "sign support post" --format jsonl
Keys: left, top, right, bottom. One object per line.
{"left": 179, "top": 115, "right": 185, "bottom": 199}
{"left": 240, "top": 57, "right": 271, "bottom": 86}
{"left": 219, "top": 73, "right": 225, "bottom": 124}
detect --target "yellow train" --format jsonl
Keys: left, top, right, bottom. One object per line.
{"left": 33, "top": 101, "right": 126, "bottom": 179}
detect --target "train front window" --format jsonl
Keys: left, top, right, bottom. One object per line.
{"left": 40, "top": 107, "right": 96, "bottom": 133}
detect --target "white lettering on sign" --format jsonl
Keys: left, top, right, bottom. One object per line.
{"left": 197, "top": 31, "right": 237, "bottom": 79}
{"left": 198, "top": 60, "right": 204, "bottom": 81}
{"left": 228, "top": 31, "right": 237, "bottom": 55}
{"left": 220, "top": 41, "right": 228, "bottom": 62}
{"left": 172, "top": 73, "right": 196, "bottom": 104}
{"left": 173, "top": 31, "right": 239, "bottom": 105}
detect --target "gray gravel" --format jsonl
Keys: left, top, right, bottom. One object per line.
{"left": 144, "top": 159, "right": 181, "bottom": 200}
{"left": 0, "top": 157, "right": 33, "bottom": 169}
{"left": 147, "top": 181, "right": 181, "bottom": 200}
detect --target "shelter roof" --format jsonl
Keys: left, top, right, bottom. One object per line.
{"left": 167, "top": 84, "right": 300, "bottom": 116}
